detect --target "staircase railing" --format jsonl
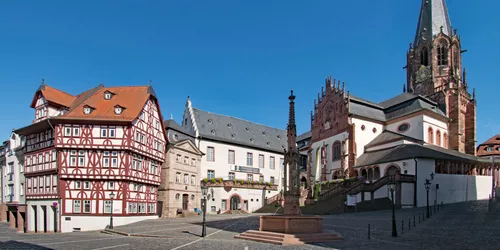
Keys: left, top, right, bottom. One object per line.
{"left": 265, "top": 192, "right": 282, "bottom": 205}
{"left": 318, "top": 179, "right": 364, "bottom": 202}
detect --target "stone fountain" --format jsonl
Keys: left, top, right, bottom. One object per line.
{"left": 234, "top": 90, "right": 343, "bottom": 245}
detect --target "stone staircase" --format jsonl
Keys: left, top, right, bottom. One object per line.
{"left": 234, "top": 229, "right": 343, "bottom": 245}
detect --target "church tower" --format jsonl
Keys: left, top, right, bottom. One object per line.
{"left": 405, "top": 0, "right": 476, "bottom": 155}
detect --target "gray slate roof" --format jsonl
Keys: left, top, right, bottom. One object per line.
{"left": 164, "top": 119, "right": 195, "bottom": 145}
{"left": 414, "top": 0, "right": 452, "bottom": 47}
{"left": 192, "top": 108, "right": 287, "bottom": 153}
{"left": 365, "top": 130, "right": 424, "bottom": 149}
{"left": 297, "top": 131, "right": 312, "bottom": 142}
{"left": 349, "top": 92, "right": 446, "bottom": 122}
{"left": 356, "top": 143, "right": 489, "bottom": 167}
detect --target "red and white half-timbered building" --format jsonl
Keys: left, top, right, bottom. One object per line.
{"left": 15, "top": 82, "right": 167, "bottom": 232}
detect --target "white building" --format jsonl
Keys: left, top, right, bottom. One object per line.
{"left": 181, "top": 97, "right": 285, "bottom": 213}
{"left": 0, "top": 132, "right": 26, "bottom": 232}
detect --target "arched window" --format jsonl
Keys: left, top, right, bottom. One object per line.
{"left": 367, "top": 168, "right": 373, "bottom": 181}
{"left": 332, "top": 141, "right": 341, "bottom": 161}
{"left": 420, "top": 47, "right": 429, "bottom": 66}
{"left": 437, "top": 41, "right": 448, "bottom": 66}
{"left": 436, "top": 130, "right": 441, "bottom": 146}
{"left": 428, "top": 127, "right": 434, "bottom": 144}
{"left": 443, "top": 133, "right": 448, "bottom": 148}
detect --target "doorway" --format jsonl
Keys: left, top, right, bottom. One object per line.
{"left": 42, "top": 206, "right": 47, "bottom": 233}
{"left": 52, "top": 206, "right": 57, "bottom": 233}
{"left": 182, "top": 194, "right": 189, "bottom": 210}
{"left": 32, "top": 205, "right": 38, "bottom": 233}
{"left": 230, "top": 195, "right": 240, "bottom": 210}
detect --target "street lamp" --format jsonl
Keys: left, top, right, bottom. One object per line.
{"left": 201, "top": 185, "right": 208, "bottom": 237}
{"left": 109, "top": 191, "right": 115, "bottom": 229}
{"left": 388, "top": 180, "right": 397, "bottom": 237}
{"left": 424, "top": 173, "right": 433, "bottom": 218}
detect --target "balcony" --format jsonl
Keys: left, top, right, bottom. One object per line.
{"left": 202, "top": 177, "right": 278, "bottom": 191}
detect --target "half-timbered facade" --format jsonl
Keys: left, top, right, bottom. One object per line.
{"left": 15, "top": 82, "right": 167, "bottom": 233}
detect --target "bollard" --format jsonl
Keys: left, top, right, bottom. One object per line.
{"left": 368, "top": 224, "right": 371, "bottom": 239}
{"left": 413, "top": 215, "right": 416, "bottom": 227}
{"left": 408, "top": 218, "right": 411, "bottom": 230}
{"left": 401, "top": 220, "right": 404, "bottom": 233}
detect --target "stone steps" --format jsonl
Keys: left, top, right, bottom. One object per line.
{"left": 234, "top": 230, "right": 343, "bottom": 245}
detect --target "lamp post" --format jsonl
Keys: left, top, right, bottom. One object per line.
{"left": 425, "top": 173, "right": 434, "bottom": 218}
{"left": 201, "top": 185, "right": 208, "bottom": 237}
{"left": 109, "top": 191, "right": 115, "bottom": 229}
{"left": 388, "top": 180, "right": 397, "bottom": 237}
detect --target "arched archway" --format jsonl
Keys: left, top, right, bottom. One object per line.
{"left": 229, "top": 194, "right": 242, "bottom": 210}
{"left": 300, "top": 176, "right": 307, "bottom": 188}
{"left": 428, "top": 127, "right": 434, "bottom": 144}
{"left": 361, "top": 169, "right": 368, "bottom": 179}
{"left": 373, "top": 166, "right": 381, "bottom": 180}
{"left": 384, "top": 165, "right": 400, "bottom": 177}
{"left": 367, "top": 168, "right": 374, "bottom": 181}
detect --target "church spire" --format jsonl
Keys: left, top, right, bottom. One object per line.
{"left": 414, "top": 0, "right": 452, "bottom": 47}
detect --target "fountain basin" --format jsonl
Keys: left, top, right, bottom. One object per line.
{"left": 259, "top": 215, "right": 323, "bottom": 234}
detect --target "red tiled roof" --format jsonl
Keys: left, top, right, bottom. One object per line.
{"left": 56, "top": 86, "right": 152, "bottom": 122}
{"left": 31, "top": 85, "right": 76, "bottom": 108}
{"left": 476, "top": 135, "right": 500, "bottom": 156}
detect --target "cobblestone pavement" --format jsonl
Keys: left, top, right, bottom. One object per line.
{"left": 1, "top": 201, "right": 500, "bottom": 249}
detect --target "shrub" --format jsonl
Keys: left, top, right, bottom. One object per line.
{"left": 203, "top": 178, "right": 209, "bottom": 183}
{"left": 211, "top": 178, "right": 217, "bottom": 184}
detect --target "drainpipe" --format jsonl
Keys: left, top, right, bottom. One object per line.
{"left": 413, "top": 158, "right": 418, "bottom": 207}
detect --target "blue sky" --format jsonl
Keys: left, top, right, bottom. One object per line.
{"left": 1, "top": 0, "right": 498, "bottom": 145}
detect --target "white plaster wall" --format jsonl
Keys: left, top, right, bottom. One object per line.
{"left": 415, "top": 158, "right": 492, "bottom": 207}
{"left": 423, "top": 115, "right": 448, "bottom": 146}
{"left": 60, "top": 215, "right": 158, "bottom": 233}
{"left": 386, "top": 115, "right": 424, "bottom": 140}
{"left": 310, "top": 132, "right": 349, "bottom": 181}
{"left": 26, "top": 199, "right": 58, "bottom": 232}
{"left": 352, "top": 117, "right": 384, "bottom": 156}
{"left": 401, "top": 182, "right": 414, "bottom": 207}
{"left": 207, "top": 186, "right": 279, "bottom": 213}
{"left": 198, "top": 140, "right": 284, "bottom": 187}
{"left": 4, "top": 133, "right": 25, "bottom": 204}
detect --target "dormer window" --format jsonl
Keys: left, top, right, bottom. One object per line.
{"left": 83, "top": 105, "right": 94, "bottom": 115}
{"left": 114, "top": 105, "right": 125, "bottom": 115}
{"left": 104, "top": 91, "right": 115, "bottom": 100}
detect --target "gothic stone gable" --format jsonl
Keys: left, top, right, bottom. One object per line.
{"left": 311, "top": 76, "right": 350, "bottom": 144}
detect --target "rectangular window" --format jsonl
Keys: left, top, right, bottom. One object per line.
{"left": 184, "top": 174, "right": 189, "bottom": 184}
{"left": 78, "top": 150, "right": 85, "bottom": 166}
{"left": 109, "top": 128, "right": 116, "bottom": 138}
{"left": 108, "top": 181, "right": 114, "bottom": 189}
{"left": 103, "top": 151, "right": 110, "bottom": 168}
{"left": 191, "top": 158, "right": 196, "bottom": 166}
{"left": 229, "top": 172, "right": 235, "bottom": 180}
{"left": 45, "top": 176, "right": 50, "bottom": 187}
{"left": 74, "top": 200, "right": 81, "bottom": 213}
{"left": 270, "top": 176, "right": 275, "bottom": 184}
{"left": 176, "top": 172, "right": 181, "bottom": 183}
{"left": 247, "top": 174, "right": 253, "bottom": 181}
{"left": 111, "top": 151, "right": 118, "bottom": 168}
{"left": 20, "top": 183, "right": 24, "bottom": 196}
{"left": 247, "top": 153, "right": 253, "bottom": 166}
{"left": 280, "top": 158, "right": 284, "bottom": 169}
{"left": 140, "top": 133, "right": 145, "bottom": 144}
{"left": 70, "top": 150, "right": 77, "bottom": 167}
{"left": 207, "top": 147, "right": 215, "bottom": 161}
{"left": 135, "top": 132, "right": 140, "bottom": 141}
{"left": 84, "top": 181, "right": 90, "bottom": 190}
{"left": 221, "top": 200, "right": 227, "bottom": 211}
{"left": 259, "top": 154, "right": 264, "bottom": 168}
{"left": 207, "top": 170, "right": 215, "bottom": 179}
{"left": 75, "top": 181, "right": 81, "bottom": 189}
{"left": 270, "top": 156, "right": 275, "bottom": 170}
{"left": 65, "top": 127, "right": 72, "bottom": 137}
{"left": 101, "top": 128, "right": 107, "bottom": 138}
{"left": 104, "top": 201, "right": 112, "bottom": 213}
{"left": 259, "top": 175, "right": 264, "bottom": 182}
{"left": 73, "top": 127, "right": 80, "bottom": 137}
{"left": 176, "top": 154, "right": 181, "bottom": 162}
{"left": 184, "top": 156, "right": 189, "bottom": 164}
{"left": 83, "top": 200, "right": 91, "bottom": 213}
{"left": 191, "top": 175, "right": 196, "bottom": 185}
{"left": 228, "top": 150, "right": 235, "bottom": 164}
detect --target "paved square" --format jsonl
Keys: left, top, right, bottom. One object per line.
{"left": 1, "top": 200, "right": 500, "bottom": 249}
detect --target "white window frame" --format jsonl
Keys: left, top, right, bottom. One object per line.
{"left": 101, "top": 128, "right": 107, "bottom": 137}
{"left": 84, "top": 181, "right": 90, "bottom": 190}
{"left": 73, "top": 127, "right": 80, "bottom": 137}
{"left": 207, "top": 147, "right": 214, "bottom": 161}
{"left": 75, "top": 181, "right": 81, "bottom": 189}
{"left": 108, "top": 181, "right": 114, "bottom": 189}
{"left": 104, "top": 200, "right": 112, "bottom": 213}
{"left": 64, "top": 127, "right": 72, "bottom": 137}
{"left": 83, "top": 200, "right": 91, "bottom": 213}
{"left": 228, "top": 150, "right": 235, "bottom": 164}
{"left": 109, "top": 128, "right": 116, "bottom": 138}
{"left": 74, "top": 200, "right": 81, "bottom": 213}
{"left": 78, "top": 150, "right": 85, "bottom": 166}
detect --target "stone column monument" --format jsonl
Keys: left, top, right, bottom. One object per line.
{"left": 234, "top": 90, "right": 343, "bottom": 245}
